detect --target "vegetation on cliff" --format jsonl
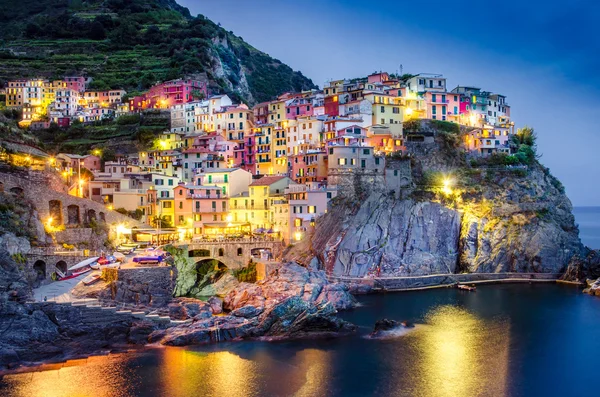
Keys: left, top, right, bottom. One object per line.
{"left": 0, "top": 0, "right": 316, "bottom": 104}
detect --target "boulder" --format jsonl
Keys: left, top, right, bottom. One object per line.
{"left": 208, "top": 296, "right": 223, "bottom": 314}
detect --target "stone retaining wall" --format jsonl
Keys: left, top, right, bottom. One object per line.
{"left": 110, "top": 267, "right": 176, "bottom": 307}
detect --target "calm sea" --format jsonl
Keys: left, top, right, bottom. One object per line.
{"left": 573, "top": 206, "right": 600, "bottom": 249}
{"left": 2, "top": 284, "right": 600, "bottom": 397}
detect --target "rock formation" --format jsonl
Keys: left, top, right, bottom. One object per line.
{"left": 150, "top": 263, "right": 357, "bottom": 345}
{"left": 294, "top": 123, "right": 584, "bottom": 279}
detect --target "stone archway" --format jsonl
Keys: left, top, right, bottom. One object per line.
{"left": 193, "top": 259, "right": 229, "bottom": 293}
{"left": 49, "top": 200, "right": 63, "bottom": 225}
{"left": 67, "top": 205, "right": 80, "bottom": 225}
{"left": 56, "top": 260, "right": 68, "bottom": 275}
{"left": 218, "top": 248, "right": 224, "bottom": 257}
{"left": 9, "top": 186, "right": 24, "bottom": 196}
{"left": 33, "top": 260, "right": 46, "bottom": 281}
{"left": 87, "top": 209, "right": 97, "bottom": 223}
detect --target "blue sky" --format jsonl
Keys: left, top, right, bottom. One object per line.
{"left": 180, "top": 0, "right": 600, "bottom": 206}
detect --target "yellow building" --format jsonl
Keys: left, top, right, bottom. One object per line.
{"left": 230, "top": 175, "right": 293, "bottom": 232}
{"left": 157, "top": 131, "right": 184, "bottom": 150}
{"left": 364, "top": 92, "right": 404, "bottom": 135}
{"left": 155, "top": 197, "right": 175, "bottom": 228}
{"left": 268, "top": 99, "right": 288, "bottom": 124}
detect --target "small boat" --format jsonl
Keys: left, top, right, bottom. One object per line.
{"left": 91, "top": 256, "right": 119, "bottom": 270}
{"left": 117, "top": 243, "right": 139, "bottom": 254}
{"left": 69, "top": 257, "right": 99, "bottom": 272}
{"left": 132, "top": 248, "right": 165, "bottom": 264}
{"left": 57, "top": 267, "right": 91, "bottom": 281}
{"left": 132, "top": 254, "right": 163, "bottom": 264}
{"left": 82, "top": 273, "right": 102, "bottom": 286}
{"left": 112, "top": 252, "right": 126, "bottom": 262}
{"left": 457, "top": 284, "right": 477, "bottom": 291}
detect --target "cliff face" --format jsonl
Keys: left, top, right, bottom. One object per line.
{"left": 301, "top": 125, "right": 583, "bottom": 278}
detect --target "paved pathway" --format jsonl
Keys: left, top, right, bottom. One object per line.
{"left": 33, "top": 273, "right": 95, "bottom": 302}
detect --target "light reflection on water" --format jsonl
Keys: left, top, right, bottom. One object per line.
{"left": 2, "top": 285, "right": 599, "bottom": 397}
{"left": 413, "top": 305, "right": 509, "bottom": 397}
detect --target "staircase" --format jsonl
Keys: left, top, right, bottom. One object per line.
{"left": 57, "top": 298, "right": 192, "bottom": 326}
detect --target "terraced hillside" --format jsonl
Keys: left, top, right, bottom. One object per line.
{"left": 0, "top": 0, "right": 316, "bottom": 104}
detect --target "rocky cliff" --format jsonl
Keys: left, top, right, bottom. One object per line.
{"left": 292, "top": 123, "right": 584, "bottom": 279}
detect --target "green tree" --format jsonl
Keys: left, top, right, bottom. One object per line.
{"left": 151, "top": 215, "right": 172, "bottom": 229}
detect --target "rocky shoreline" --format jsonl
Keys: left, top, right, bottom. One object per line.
{"left": 0, "top": 261, "right": 358, "bottom": 370}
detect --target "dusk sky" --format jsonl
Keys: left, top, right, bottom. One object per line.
{"left": 180, "top": 0, "right": 600, "bottom": 206}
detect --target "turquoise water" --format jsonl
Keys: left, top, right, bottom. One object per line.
{"left": 2, "top": 284, "right": 600, "bottom": 397}
{"left": 573, "top": 206, "right": 600, "bottom": 249}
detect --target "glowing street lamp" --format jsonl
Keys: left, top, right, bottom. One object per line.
{"left": 93, "top": 149, "right": 101, "bottom": 156}
{"left": 442, "top": 178, "right": 454, "bottom": 196}
{"left": 159, "top": 140, "right": 168, "bottom": 149}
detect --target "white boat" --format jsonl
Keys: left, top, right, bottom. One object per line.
{"left": 82, "top": 273, "right": 102, "bottom": 286}
{"left": 69, "top": 257, "right": 100, "bottom": 272}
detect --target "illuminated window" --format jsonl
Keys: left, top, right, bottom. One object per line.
{"left": 295, "top": 218, "right": 302, "bottom": 227}
{"left": 308, "top": 206, "right": 316, "bottom": 214}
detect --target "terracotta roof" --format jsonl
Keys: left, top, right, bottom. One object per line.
{"left": 249, "top": 176, "right": 287, "bottom": 187}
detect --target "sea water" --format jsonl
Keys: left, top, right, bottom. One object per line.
{"left": 2, "top": 284, "right": 600, "bottom": 397}
{"left": 573, "top": 206, "right": 600, "bottom": 249}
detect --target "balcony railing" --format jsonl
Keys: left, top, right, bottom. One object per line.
{"left": 187, "top": 193, "right": 226, "bottom": 199}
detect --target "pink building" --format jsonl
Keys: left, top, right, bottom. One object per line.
{"left": 285, "top": 97, "right": 314, "bottom": 120}
{"left": 129, "top": 78, "right": 208, "bottom": 111}
{"left": 173, "top": 184, "right": 228, "bottom": 234}
{"left": 253, "top": 102, "right": 270, "bottom": 125}
{"left": 367, "top": 72, "right": 391, "bottom": 84}
{"left": 289, "top": 146, "right": 327, "bottom": 184}
{"left": 64, "top": 76, "right": 86, "bottom": 93}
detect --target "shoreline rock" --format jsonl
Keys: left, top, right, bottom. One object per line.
{"left": 150, "top": 263, "right": 357, "bottom": 346}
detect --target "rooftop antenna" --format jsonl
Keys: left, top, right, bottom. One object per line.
{"left": 400, "top": 64, "right": 403, "bottom": 76}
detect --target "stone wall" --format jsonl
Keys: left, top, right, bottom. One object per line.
{"left": 104, "top": 267, "right": 176, "bottom": 307}
{"left": 328, "top": 168, "right": 385, "bottom": 197}
{"left": 0, "top": 170, "right": 145, "bottom": 229}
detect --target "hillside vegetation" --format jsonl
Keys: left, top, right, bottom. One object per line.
{"left": 0, "top": 0, "right": 316, "bottom": 104}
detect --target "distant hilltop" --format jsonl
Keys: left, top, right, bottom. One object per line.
{"left": 0, "top": 0, "right": 316, "bottom": 105}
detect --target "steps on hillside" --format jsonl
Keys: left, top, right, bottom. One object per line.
{"left": 62, "top": 299, "right": 193, "bottom": 326}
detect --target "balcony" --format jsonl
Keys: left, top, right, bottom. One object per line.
{"left": 187, "top": 193, "right": 226, "bottom": 199}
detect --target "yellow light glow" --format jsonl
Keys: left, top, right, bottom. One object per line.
{"left": 46, "top": 216, "right": 53, "bottom": 227}
{"left": 115, "top": 224, "right": 131, "bottom": 236}
{"left": 442, "top": 178, "right": 454, "bottom": 196}
{"left": 62, "top": 171, "right": 68, "bottom": 178}
{"left": 107, "top": 205, "right": 114, "bottom": 211}
{"left": 294, "top": 232, "right": 303, "bottom": 241}
{"left": 93, "top": 149, "right": 101, "bottom": 156}
{"left": 405, "top": 107, "right": 413, "bottom": 116}
{"left": 159, "top": 140, "right": 168, "bottom": 149}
